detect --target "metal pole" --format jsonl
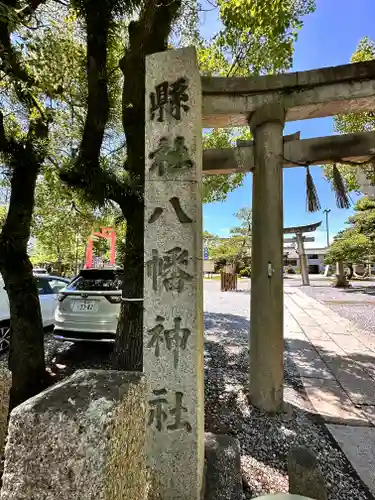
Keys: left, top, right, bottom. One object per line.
{"left": 323, "top": 209, "right": 331, "bottom": 247}
{"left": 75, "top": 234, "right": 79, "bottom": 275}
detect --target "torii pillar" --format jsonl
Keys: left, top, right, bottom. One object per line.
{"left": 295, "top": 231, "right": 309, "bottom": 286}
{"left": 248, "top": 103, "right": 285, "bottom": 412}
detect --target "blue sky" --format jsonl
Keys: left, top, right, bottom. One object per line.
{"left": 201, "top": 0, "right": 375, "bottom": 248}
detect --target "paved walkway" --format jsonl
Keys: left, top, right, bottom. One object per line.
{"left": 285, "top": 285, "right": 375, "bottom": 495}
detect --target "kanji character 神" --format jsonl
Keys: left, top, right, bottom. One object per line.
{"left": 147, "top": 316, "right": 191, "bottom": 369}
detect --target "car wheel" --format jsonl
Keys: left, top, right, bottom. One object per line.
{"left": 0, "top": 323, "right": 10, "bottom": 354}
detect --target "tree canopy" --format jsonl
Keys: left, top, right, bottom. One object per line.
{"left": 324, "top": 37, "right": 375, "bottom": 193}
{"left": 325, "top": 197, "right": 375, "bottom": 264}
{"left": 199, "top": 0, "right": 315, "bottom": 202}
{"left": 209, "top": 207, "right": 252, "bottom": 267}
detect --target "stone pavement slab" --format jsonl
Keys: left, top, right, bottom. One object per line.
{"left": 360, "top": 406, "right": 375, "bottom": 426}
{"left": 286, "top": 288, "right": 375, "bottom": 412}
{"left": 326, "top": 425, "right": 375, "bottom": 495}
{"left": 285, "top": 343, "right": 334, "bottom": 380}
{"left": 286, "top": 286, "right": 375, "bottom": 495}
{"left": 300, "top": 377, "right": 369, "bottom": 425}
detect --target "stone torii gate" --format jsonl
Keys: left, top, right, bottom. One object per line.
{"left": 143, "top": 47, "right": 375, "bottom": 500}
{"left": 201, "top": 62, "right": 375, "bottom": 416}
{"left": 284, "top": 221, "right": 323, "bottom": 286}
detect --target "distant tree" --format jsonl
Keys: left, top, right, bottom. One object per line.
{"left": 230, "top": 207, "right": 252, "bottom": 240}
{"left": 324, "top": 229, "right": 370, "bottom": 265}
{"left": 0, "top": 205, "right": 7, "bottom": 227}
{"left": 202, "top": 230, "right": 217, "bottom": 240}
{"left": 31, "top": 171, "right": 98, "bottom": 273}
{"left": 210, "top": 207, "right": 252, "bottom": 273}
{"left": 325, "top": 197, "right": 375, "bottom": 265}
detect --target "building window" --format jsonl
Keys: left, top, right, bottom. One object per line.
{"left": 308, "top": 254, "right": 318, "bottom": 259}
{"left": 287, "top": 259, "right": 297, "bottom": 266}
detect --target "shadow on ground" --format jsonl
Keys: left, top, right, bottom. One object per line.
{"left": 48, "top": 341, "right": 113, "bottom": 381}
{"left": 285, "top": 336, "right": 375, "bottom": 423}
{"left": 204, "top": 311, "right": 374, "bottom": 499}
{"left": 340, "top": 286, "right": 375, "bottom": 296}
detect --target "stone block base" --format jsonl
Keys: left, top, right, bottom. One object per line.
{"left": 1, "top": 370, "right": 147, "bottom": 500}
{"left": 204, "top": 432, "right": 243, "bottom": 500}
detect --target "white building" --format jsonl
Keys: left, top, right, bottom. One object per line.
{"left": 356, "top": 167, "right": 375, "bottom": 199}
{"left": 284, "top": 247, "right": 327, "bottom": 274}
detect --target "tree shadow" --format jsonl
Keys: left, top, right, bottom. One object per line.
{"left": 285, "top": 336, "right": 375, "bottom": 425}
{"left": 48, "top": 342, "right": 113, "bottom": 382}
{"left": 204, "top": 310, "right": 375, "bottom": 499}
{"left": 284, "top": 279, "right": 334, "bottom": 288}
{"left": 340, "top": 286, "right": 375, "bottom": 296}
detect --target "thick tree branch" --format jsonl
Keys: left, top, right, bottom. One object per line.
{"left": 117, "top": 0, "right": 181, "bottom": 218}
{"left": 59, "top": 166, "right": 129, "bottom": 207}
{"left": 17, "top": 0, "right": 48, "bottom": 20}
{"left": 0, "top": 109, "right": 9, "bottom": 151}
{"left": 78, "top": 4, "right": 110, "bottom": 172}
{"left": 0, "top": 27, "right": 32, "bottom": 84}
{"left": 0, "top": 1, "right": 47, "bottom": 112}
{"left": 60, "top": 1, "right": 116, "bottom": 204}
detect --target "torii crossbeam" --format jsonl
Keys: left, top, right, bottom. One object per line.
{"left": 202, "top": 130, "right": 375, "bottom": 174}
{"left": 202, "top": 60, "right": 375, "bottom": 127}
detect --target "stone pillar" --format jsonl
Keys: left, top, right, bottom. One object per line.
{"left": 248, "top": 103, "right": 285, "bottom": 412}
{"left": 296, "top": 232, "right": 310, "bottom": 286}
{"left": 288, "top": 446, "right": 327, "bottom": 500}
{"left": 144, "top": 47, "right": 204, "bottom": 500}
{"left": 1, "top": 370, "right": 147, "bottom": 500}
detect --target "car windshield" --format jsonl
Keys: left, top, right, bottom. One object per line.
{"left": 67, "top": 270, "right": 123, "bottom": 291}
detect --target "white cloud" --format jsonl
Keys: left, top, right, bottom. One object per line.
{"left": 217, "top": 228, "right": 231, "bottom": 237}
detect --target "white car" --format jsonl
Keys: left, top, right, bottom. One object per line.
{"left": 54, "top": 268, "right": 123, "bottom": 343}
{"left": 0, "top": 274, "right": 70, "bottom": 354}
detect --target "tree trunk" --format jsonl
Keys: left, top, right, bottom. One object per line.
{"left": 0, "top": 152, "right": 48, "bottom": 409}
{"left": 113, "top": 202, "right": 144, "bottom": 370}
{"left": 347, "top": 263, "right": 354, "bottom": 279}
{"left": 1, "top": 259, "right": 47, "bottom": 409}
{"left": 112, "top": 0, "right": 182, "bottom": 371}
{"left": 333, "top": 261, "right": 350, "bottom": 288}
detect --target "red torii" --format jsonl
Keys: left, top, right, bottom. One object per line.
{"left": 85, "top": 227, "right": 116, "bottom": 268}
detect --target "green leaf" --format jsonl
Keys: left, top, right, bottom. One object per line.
{"left": 325, "top": 37, "right": 375, "bottom": 194}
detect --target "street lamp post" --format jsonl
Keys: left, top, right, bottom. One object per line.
{"left": 323, "top": 209, "right": 331, "bottom": 247}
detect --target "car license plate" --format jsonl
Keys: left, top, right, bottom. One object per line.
{"left": 72, "top": 300, "right": 97, "bottom": 312}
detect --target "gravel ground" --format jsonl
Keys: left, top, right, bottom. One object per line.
{"left": 0, "top": 279, "right": 373, "bottom": 499}
{"left": 300, "top": 281, "right": 375, "bottom": 334}
{"left": 204, "top": 280, "right": 372, "bottom": 499}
